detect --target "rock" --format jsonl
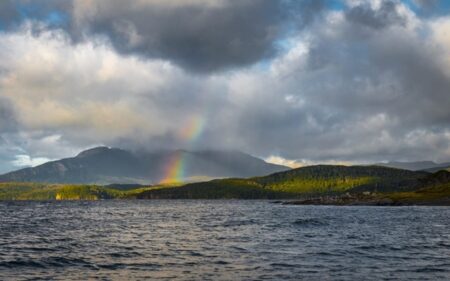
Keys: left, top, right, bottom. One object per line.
{"left": 376, "top": 198, "right": 394, "bottom": 206}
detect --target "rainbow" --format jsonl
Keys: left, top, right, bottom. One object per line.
{"left": 178, "top": 114, "right": 205, "bottom": 143}
{"left": 159, "top": 115, "right": 206, "bottom": 184}
{"left": 160, "top": 150, "right": 186, "bottom": 184}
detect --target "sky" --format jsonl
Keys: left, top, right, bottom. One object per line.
{"left": 0, "top": 0, "right": 450, "bottom": 173}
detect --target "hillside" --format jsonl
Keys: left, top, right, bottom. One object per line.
{"left": 0, "top": 147, "right": 288, "bottom": 184}
{"left": 422, "top": 165, "right": 450, "bottom": 173}
{"left": 137, "top": 165, "right": 430, "bottom": 199}
{"left": 0, "top": 182, "right": 162, "bottom": 200}
{"left": 285, "top": 170, "right": 450, "bottom": 206}
{"left": 385, "top": 170, "right": 450, "bottom": 204}
{"left": 137, "top": 179, "right": 292, "bottom": 199}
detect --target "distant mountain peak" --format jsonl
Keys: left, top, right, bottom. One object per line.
{"left": 0, "top": 147, "right": 289, "bottom": 184}
{"left": 76, "top": 146, "right": 112, "bottom": 157}
{"left": 387, "top": 160, "right": 436, "bottom": 165}
{"left": 374, "top": 160, "right": 449, "bottom": 171}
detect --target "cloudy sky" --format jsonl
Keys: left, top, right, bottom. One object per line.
{"left": 0, "top": 0, "right": 450, "bottom": 173}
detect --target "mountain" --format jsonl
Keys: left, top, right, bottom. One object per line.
{"left": 0, "top": 147, "right": 289, "bottom": 184}
{"left": 137, "top": 165, "right": 430, "bottom": 199}
{"left": 374, "top": 161, "right": 450, "bottom": 171}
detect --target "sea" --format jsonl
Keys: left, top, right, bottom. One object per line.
{"left": 0, "top": 200, "right": 449, "bottom": 280}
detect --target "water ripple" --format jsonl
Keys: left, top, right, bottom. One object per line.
{"left": 0, "top": 201, "right": 449, "bottom": 280}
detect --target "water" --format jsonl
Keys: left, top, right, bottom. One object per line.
{"left": 0, "top": 201, "right": 449, "bottom": 280}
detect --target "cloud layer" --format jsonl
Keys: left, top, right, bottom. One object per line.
{"left": 0, "top": 0, "right": 450, "bottom": 173}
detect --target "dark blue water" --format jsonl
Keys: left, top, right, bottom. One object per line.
{"left": 0, "top": 201, "right": 449, "bottom": 280}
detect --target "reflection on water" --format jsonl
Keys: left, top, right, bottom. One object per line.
{"left": 1, "top": 200, "right": 449, "bottom": 280}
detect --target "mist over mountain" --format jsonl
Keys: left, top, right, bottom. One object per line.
{"left": 374, "top": 161, "right": 450, "bottom": 171}
{"left": 0, "top": 147, "right": 289, "bottom": 184}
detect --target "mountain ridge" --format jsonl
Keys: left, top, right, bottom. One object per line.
{"left": 374, "top": 161, "right": 450, "bottom": 171}
{"left": 0, "top": 147, "right": 289, "bottom": 184}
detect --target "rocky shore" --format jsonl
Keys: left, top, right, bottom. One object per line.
{"left": 281, "top": 192, "right": 450, "bottom": 206}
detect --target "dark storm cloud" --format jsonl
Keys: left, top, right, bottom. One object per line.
{"left": 0, "top": 0, "right": 327, "bottom": 73}
{"left": 77, "top": 1, "right": 282, "bottom": 72}
{"left": 345, "top": 0, "right": 406, "bottom": 29}
{"left": 68, "top": 0, "right": 327, "bottom": 73}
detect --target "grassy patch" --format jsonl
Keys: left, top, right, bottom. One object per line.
{"left": 258, "top": 177, "right": 376, "bottom": 193}
{"left": 0, "top": 182, "right": 168, "bottom": 200}
{"left": 384, "top": 182, "right": 450, "bottom": 204}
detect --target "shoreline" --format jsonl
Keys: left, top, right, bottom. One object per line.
{"left": 280, "top": 198, "right": 450, "bottom": 206}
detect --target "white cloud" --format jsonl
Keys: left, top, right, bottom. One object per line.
{"left": 265, "top": 156, "right": 305, "bottom": 168}
{"left": 429, "top": 16, "right": 450, "bottom": 76}
{"left": 12, "top": 155, "right": 50, "bottom": 168}
{"left": 265, "top": 155, "right": 356, "bottom": 168}
{"left": 0, "top": 25, "right": 194, "bottom": 142}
